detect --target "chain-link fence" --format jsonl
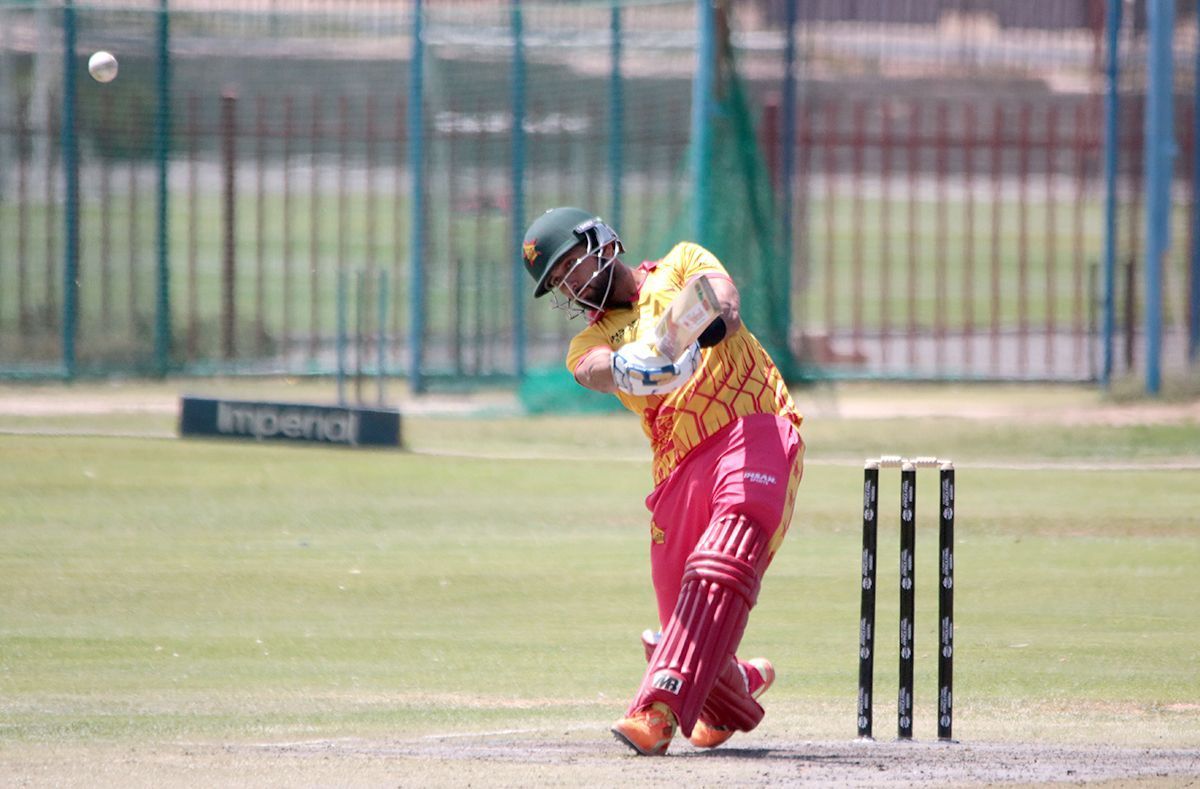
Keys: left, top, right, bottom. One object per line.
{"left": 1, "top": 0, "right": 1197, "bottom": 388}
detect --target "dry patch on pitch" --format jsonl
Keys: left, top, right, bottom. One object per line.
{"left": 245, "top": 735, "right": 1200, "bottom": 787}
{"left": 8, "top": 735, "right": 1199, "bottom": 787}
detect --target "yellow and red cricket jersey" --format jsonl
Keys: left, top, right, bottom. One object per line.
{"left": 566, "top": 242, "right": 804, "bottom": 486}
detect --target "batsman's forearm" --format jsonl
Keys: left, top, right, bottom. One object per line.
{"left": 574, "top": 348, "right": 618, "bottom": 393}
{"left": 706, "top": 275, "right": 743, "bottom": 337}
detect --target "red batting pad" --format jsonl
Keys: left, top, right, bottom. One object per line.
{"left": 640, "top": 630, "right": 764, "bottom": 733}
{"left": 629, "top": 514, "right": 770, "bottom": 736}
{"left": 698, "top": 657, "right": 765, "bottom": 733}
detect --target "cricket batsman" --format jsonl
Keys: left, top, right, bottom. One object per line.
{"left": 521, "top": 207, "right": 805, "bottom": 755}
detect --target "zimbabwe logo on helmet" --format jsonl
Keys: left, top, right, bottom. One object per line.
{"left": 522, "top": 240, "right": 540, "bottom": 265}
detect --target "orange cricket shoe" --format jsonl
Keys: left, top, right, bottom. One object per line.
{"left": 611, "top": 702, "right": 677, "bottom": 756}
{"left": 689, "top": 657, "right": 776, "bottom": 750}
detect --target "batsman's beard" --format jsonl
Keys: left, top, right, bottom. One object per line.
{"left": 579, "top": 265, "right": 618, "bottom": 309}
{"left": 556, "top": 257, "right": 618, "bottom": 317}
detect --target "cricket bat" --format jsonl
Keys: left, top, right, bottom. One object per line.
{"left": 650, "top": 276, "right": 721, "bottom": 360}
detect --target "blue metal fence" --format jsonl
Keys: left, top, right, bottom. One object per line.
{"left": 0, "top": 0, "right": 1196, "bottom": 392}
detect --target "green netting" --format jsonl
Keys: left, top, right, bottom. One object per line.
{"left": 652, "top": 47, "right": 793, "bottom": 379}
{"left": 517, "top": 364, "right": 623, "bottom": 415}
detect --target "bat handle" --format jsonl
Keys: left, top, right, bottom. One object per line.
{"left": 654, "top": 333, "right": 677, "bottom": 360}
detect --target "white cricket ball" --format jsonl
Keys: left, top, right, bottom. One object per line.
{"left": 88, "top": 51, "right": 118, "bottom": 83}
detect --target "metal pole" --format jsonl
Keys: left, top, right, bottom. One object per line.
{"left": 221, "top": 90, "right": 237, "bottom": 361}
{"left": 1144, "top": 0, "right": 1175, "bottom": 396}
{"left": 689, "top": 0, "right": 715, "bottom": 245}
{"left": 154, "top": 0, "right": 171, "bottom": 376}
{"left": 408, "top": 0, "right": 426, "bottom": 392}
{"left": 780, "top": 0, "right": 797, "bottom": 379}
{"left": 609, "top": 4, "right": 623, "bottom": 229}
{"left": 377, "top": 269, "right": 388, "bottom": 406}
{"left": 336, "top": 268, "right": 347, "bottom": 406}
{"left": 1102, "top": 0, "right": 1121, "bottom": 385}
{"left": 1191, "top": 8, "right": 1200, "bottom": 363}
{"left": 61, "top": 0, "right": 79, "bottom": 378}
{"left": 511, "top": 0, "right": 527, "bottom": 379}
{"left": 355, "top": 268, "right": 365, "bottom": 406}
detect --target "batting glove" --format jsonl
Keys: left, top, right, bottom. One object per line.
{"left": 611, "top": 340, "right": 701, "bottom": 397}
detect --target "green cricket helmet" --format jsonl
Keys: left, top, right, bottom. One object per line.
{"left": 521, "top": 207, "right": 622, "bottom": 299}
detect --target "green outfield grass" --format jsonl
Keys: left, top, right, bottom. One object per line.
{"left": 1, "top": 386, "right": 1199, "bottom": 750}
